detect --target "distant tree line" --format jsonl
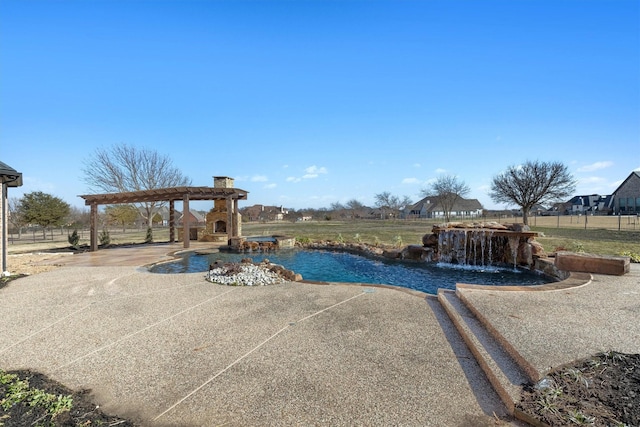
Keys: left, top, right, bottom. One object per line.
{"left": 9, "top": 146, "right": 577, "bottom": 241}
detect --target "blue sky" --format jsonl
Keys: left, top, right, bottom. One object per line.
{"left": 1, "top": 0, "right": 638, "bottom": 211}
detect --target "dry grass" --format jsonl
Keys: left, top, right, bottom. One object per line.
{"left": 243, "top": 217, "right": 640, "bottom": 257}
{"left": 6, "top": 228, "right": 171, "bottom": 254}
{"left": 7, "top": 215, "right": 639, "bottom": 260}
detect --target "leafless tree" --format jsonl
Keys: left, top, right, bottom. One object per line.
{"left": 82, "top": 144, "right": 191, "bottom": 228}
{"left": 420, "top": 174, "right": 470, "bottom": 222}
{"left": 345, "top": 199, "right": 365, "bottom": 219}
{"left": 374, "top": 191, "right": 412, "bottom": 219}
{"left": 490, "top": 160, "right": 576, "bottom": 225}
{"left": 7, "top": 197, "right": 25, "bottom": 238}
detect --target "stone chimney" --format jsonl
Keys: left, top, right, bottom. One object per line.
{"left": 214, "top": 176, "right": 234, "bottom": 188}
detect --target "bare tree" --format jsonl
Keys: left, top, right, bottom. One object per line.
{"left": 420, "top": 175, "right": 470, "bottom": 222}
{"left": 489, "top": 160, "right": 576, "bottom": 225}
{"left": 82, "top": 144, "right": 191, "bottom": 230}
{"left": 345, "top": 199, "right": 365, "bottom": 219}
{"left": 67, "top": 206, "right": 91, "bottom": 230}
{"left": 374, "top": 191, "right": 412, "bottom": 219}
{"left": 7, "top": 197, "right": 25, "bottom": 238}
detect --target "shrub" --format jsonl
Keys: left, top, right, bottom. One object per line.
{"left": 620, "top": 251, "right": 640, "bottom": 263}
{"left": 145, "top": 226, "right": 153, "bottom": 243}
{"left": 99, "top": 229, "right": 111, "bottom": 246}
{"left": 67, "top": 229, "right": 80, "bottom": 249}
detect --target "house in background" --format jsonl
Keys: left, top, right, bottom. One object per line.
{"left": 178, "top": 209, "right": 206, "bottom": 226}
{"left": 404, "top": 196, "right": 483, "bottom": 219}
{"left": 241, "top": 204, "right": 289, "bottom": 221}
{"left": 566, "top": 194, "right": 614, "bottom": 215}
{"left": 612, "top": 171, "right": 640, "bottom": 215}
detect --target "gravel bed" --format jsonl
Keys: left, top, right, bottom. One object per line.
{"left": 205, "top": 262, "right": 287, "bottom": 286}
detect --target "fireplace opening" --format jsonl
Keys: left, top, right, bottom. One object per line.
{"left": 215, "top": 220, "right": 227, "bottom": 233}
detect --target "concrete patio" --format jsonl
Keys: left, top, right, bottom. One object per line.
{"left": 1, "top": 244, "right": 638, "bottom": 426}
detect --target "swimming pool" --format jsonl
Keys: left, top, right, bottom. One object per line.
{"left": 150, "top": 249, "right": 550, "bottom": 294}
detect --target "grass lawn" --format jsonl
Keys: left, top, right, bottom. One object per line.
{"left": 8, "top": 218, "right": 639, "bottom": 260}
{"left": 243, "top": 219, "right": 640, "bottom": 258}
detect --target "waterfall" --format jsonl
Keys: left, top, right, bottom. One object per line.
{"left": 487, "top": 230, "right": 494, "bottom": 265}
{"left": 508, "top": 235, "right": 520, "bottom": 269}
{"left": 439, "top": 229, "right": 494, "bottom": 266}
{"left": 480, "top": 231, "right": 486, "bottom": 266}
{"left": 436, "top": 228, "right": 523, "bottom": 268}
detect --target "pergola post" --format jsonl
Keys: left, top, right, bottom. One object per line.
{"left": 183, "top": 194, "right": 190, "bottom": 249}
{"left": 90, "top": 202, "right": 98, "bottom": 252}
{"left": 233, "top": 198, "right": 239, "bottom": 237}
{"left": 0, "top": 161, "right": 22, "bottom": 273}
{"left": 1, "top": 184, "right": 7, "bottom": 273}
{"left": 226, "top": 196, "right": 233, "bottom": 241}
{"left": 169, "top": 200, "right": 175, "bottom": 243}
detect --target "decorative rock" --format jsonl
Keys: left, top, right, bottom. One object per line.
{"left": 518, "top": 242, "right": 533, "bottom": 267}
{"left": 382, "top": 249, "right": 402, "bottom": 259}
{"left": 422, "top": 233, "right": 438, "bottom": 247}
{"left": 483, "top": 222, "right": 509, "bottom": 230}
{"left": 529, "top": 240, "right": 547, "bottom": 257}
{"left": 205, "top": 258, "right": 304, "bottom": 286}
{"left": 508, "top": 223, "right": 531, "bottom": 232}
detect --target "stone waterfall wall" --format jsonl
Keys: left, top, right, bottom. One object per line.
{"left": 421, "top": 222, "right": 547, "bottom": 269}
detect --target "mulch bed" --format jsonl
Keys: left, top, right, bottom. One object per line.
{"left": 0, "top": 369, "right": 137, "bottom": 427}
{"left": 517, "top": 351, "right": 639, "bottom": 427}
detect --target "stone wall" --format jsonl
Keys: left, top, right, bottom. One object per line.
{"left": 422, "top": 222, "right": 546, "bottom": 269}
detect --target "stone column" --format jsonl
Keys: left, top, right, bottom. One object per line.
{"left": 183, "top": 195, "right": 190, "bottom": 248}
{"left": 233, "top": 198, "right": 241, "bottom": 237}
{"left": 226, "top": 197, "right": 233, "bottom": 240}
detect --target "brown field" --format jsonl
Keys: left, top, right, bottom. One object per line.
{"left": 6, "top": 214, "right": 639, "bottom": 260}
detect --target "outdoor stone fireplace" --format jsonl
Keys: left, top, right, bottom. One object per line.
{"left": 199, "top": 176, "right": 243, "bottom": 243}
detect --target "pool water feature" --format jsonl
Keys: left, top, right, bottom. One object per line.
{"left": 150, "top": 249, "right": 550, "bottom": 294}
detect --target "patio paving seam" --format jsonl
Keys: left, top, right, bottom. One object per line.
{"left": 154, "top": 290, "right": 369, "bottom": 422}
{"left": 0, "top": 303, "right": 94, "bottom": 355}
{"left": 52, "top": 288, "right": 238, "bottom": 373}
{"left": 88, "top": 280, "right": 208, "bottom": 304}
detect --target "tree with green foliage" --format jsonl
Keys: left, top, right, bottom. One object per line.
{"left": 490, "top": 160, "right": 576, "bottom": 226}
{"left": 18, "top": 192, "right": 71, "bottom": 238}
{"left": 105, "top": 204, "right": 140, "bottom": 232}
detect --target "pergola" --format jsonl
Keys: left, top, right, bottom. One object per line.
{"left": 1, "top": 161, "right": 23, "bottom": 273}
{"left": 79, "top": 186, "right": 248, "bottom": 251}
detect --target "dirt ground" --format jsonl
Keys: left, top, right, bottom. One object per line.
{"left": 4, "top": 252, "right": 70, "bottom": 276}
{"left": 518, "top": 352, "right": 639, "bottom": 427}
{"left": 0, "top": 369, "right": 137, "bottom": 427}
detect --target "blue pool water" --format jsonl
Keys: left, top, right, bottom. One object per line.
{"left": 150, "top": 249, "right": 550, "bottom": 294}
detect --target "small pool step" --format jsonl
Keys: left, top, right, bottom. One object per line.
{"left": 437, "top": 289, "right": 530, "bottom": 413}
